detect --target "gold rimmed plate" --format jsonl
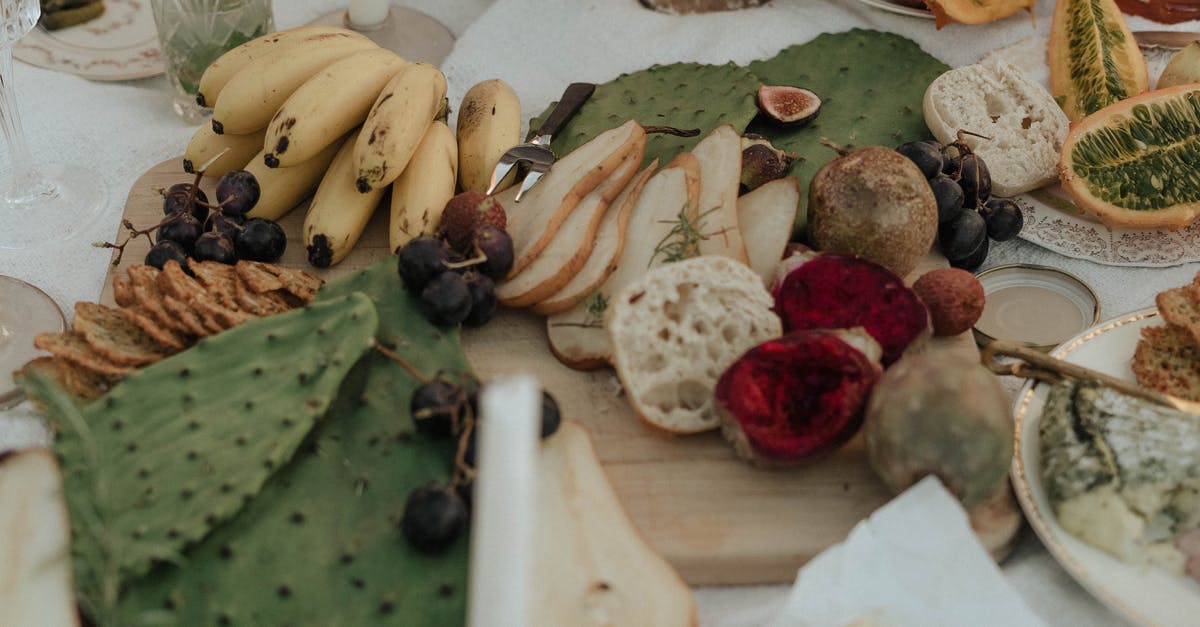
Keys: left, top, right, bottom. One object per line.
{"left": 1012, "top": 307, "right": 1200, "bottom": 627}
{"left": 853, "top": 0, "right": 935, "bottom": 19}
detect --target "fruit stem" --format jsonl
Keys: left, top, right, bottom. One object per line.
{"left": 370, "top": 340, "right": 431, "bottom": 383}
{"left": 818, "top": 138, "right": 850, "bottom": 156}
{"left": 641, "top": 125, "right": 700, "bottom": 137}
{"left": 95, "top": 213, "right": 184, "bottom": 266}
{"left": 956, "top": 129, "right": 994, "bottom": 142}
{"left": 443, "top": 254, "right": 487, "bottom": 270}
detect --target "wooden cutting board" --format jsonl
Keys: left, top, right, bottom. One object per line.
{"left": 102, "top": 158, "right": 977, "bottom": 586}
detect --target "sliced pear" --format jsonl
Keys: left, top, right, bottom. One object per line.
{"left": 692, "top": 125, "right": 748, "bottom": 263}
{"left": 738, "top": 177, "right": 800, "bottom": 284}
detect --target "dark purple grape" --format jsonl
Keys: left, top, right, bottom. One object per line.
{"left": 410, "top": 380, "right": 467, "bottom": 437}
{"left": 397, "top": 236, "right": 451, "bottom": 291}
{"left": 454, "top": 479, "right": 474, "bottom": 512}
{"left": 896, "top": 141, "right": 945, "bottom": 179}
{"left": 204, "top": 211, "right": 245, "bottom": 239}
{"left": 214, "top": 170, "right": 261, "bottom": 215}
{"left": 949, "top": 233, "right": 989, "bottom": 271}
{"left": 941, "top": 143, "right": 964, "bottom": 176}
{"left": 193, "top": 232, "right": 237, "bottom": 264}
{"left": 400, "top": 483, "right": 467, "bottom": 553}
{"left": 929, "top": 175, "right": 966, "bottom": 226}
{"left": 461, "top": 272, "right": 496, "bottom": 328}
{"left": 144, "top": 240, "right": 189, "bottom": 270}
{"left": 940, "top": 209, "right": 987, "bottom": 261}
{"left": 540, "top": 390, "right": 561, "bottom": 439}
{"left": 475, "top": 226, "right": 513, "bottom": 279}
{"left": 157, "top": 212, "right": 203, "bottom": 252}
{"left": 420, "top": 272, "right": 472, "bottom": 327}
{"left": 234, "top": 217, "right": 286, "bottom": 262}
{"left": 957, "top": 154, "right": 992, "bottom": 209}
{"left": 162, "top": 183, "right": 209, "bottom": 223}
{"left": 981, "top": 198, "right": 1024, "bottom": 242}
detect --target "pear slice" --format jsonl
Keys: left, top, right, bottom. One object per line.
{"left": 693, "top": 125, "right": 748, "bottom": 263}
{"left": 547, "top": 152, "right": 701, "bottom": 370}
{"left": 498, "top": 120, "right": 646, "bottom": 278}
{"left": 738, "top": 176, "right": 800, "bottom": 284}
{"left": 533, "top": 422, "right": 695, "bottom": 626}
{"left": 0, "top": 449, "right": 80, "bottom": 627}
{"left": 497, "top": 149, "right": 643, "bottom": 307}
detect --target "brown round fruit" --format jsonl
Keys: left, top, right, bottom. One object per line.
{"left": 911, "top": 268, "right": 985, "bottom": 337}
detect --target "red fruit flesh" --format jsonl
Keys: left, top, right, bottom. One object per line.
{"left": 772, "top": 252, "right": 928, "bottom": 365}
{"left": 717, "top": 330, "right": 882, "bottom": 464}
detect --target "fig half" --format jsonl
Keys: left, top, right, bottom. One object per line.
{"left": 717, "top": 328, "right": 883, "bottom": 466}
{"left": 756, "top": 85, "right": 821, "bottom": 125}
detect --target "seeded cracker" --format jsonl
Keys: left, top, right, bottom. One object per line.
{"left": 112, "top": 276, "right": 135, "bottom": 308}
{"left": 162, "top": 294, "right": 214, "bottom": 337}
{"left": 33, "top": 332, "right": 136, "bottom": 377}
{"left": 235, "top": 259, "right": 286, "bottom": 294}
{"left": 72, "top": 302, "right": 171, "bottom": 366}
{"left": 117, "top": 307, "right": 190, "bottom": 352}
{"left": 189, "top": 261, "right": 243, "bottom": 311}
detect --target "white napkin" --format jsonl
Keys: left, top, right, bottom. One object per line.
{"left": 770, "top": 477, "right": 1045, "bottom": 627}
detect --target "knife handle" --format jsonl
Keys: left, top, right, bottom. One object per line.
{"left": 534, "top": 82, "right": 596, "bottom": 140}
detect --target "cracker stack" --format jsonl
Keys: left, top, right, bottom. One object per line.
{"left": 22, "top": 260, "right": 321, "bottom": 401}
{"left": 1133, "top": 273, "right": 1200, "bottom": 400}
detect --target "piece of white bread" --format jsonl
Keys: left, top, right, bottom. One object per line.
{"left": 923, "top": 60, "right": 1069, "bottom": 197}
{"left": 607, "top": 255, "right": 781, "bottom": 434}
{"left": 0, "top": 450, "right": 80, "bottom": 627}
{"left": 738, "top": 177, "right": 800, "bottom": 285}
{"left": 547, "top": 153, "right": 701, "bottom": 371}
{"left": 497, "top": 149, "right": 643, "bottom": 307}
{"left": 692, "top": 125, "right": 749, "bottom": 263}
{"left": 533, "top": 160, "right": 658, "bottom": 315}
{"left": 497, "top": 120, "right": 645, "bottom": 277}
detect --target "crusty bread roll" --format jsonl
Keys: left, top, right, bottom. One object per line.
{"left": 607, "top": 255, "right": 781, "bottom": 434}
{"left": 923, "top": 60, "right": 1069, "bottom": 197}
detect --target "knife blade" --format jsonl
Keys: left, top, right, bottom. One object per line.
{"left": 1134, "top": 30, "right": 1200, "bottom": 49}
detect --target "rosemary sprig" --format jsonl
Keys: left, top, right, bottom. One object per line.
{"left": 649, "top": 203, "right": 721, "bottom": 267}
{"left": 547, "top": 291, "right": 608, "bottom": 330}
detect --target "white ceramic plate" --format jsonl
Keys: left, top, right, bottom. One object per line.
{"left": 1012, "top": 308, "right": 1200, "bottom": 627}
{"left": 853, "top": 0, "right": 935, "bottom": 19}
{"left": 14, "top": 0, "right": 163, "bottom": 81}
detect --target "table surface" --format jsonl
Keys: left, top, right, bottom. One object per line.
{"left": 2, "top": 0, "right": 1195, "bottom": 624}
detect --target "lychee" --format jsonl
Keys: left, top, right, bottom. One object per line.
{"left": 911, "top": 268, "right": 985, "bottom": 337}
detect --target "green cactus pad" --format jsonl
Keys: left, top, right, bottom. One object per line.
{"left": 110, "top": 259, "right": 472, "bottom": 626}
{"left": 530, "top": 62, "right": 762, "bottom": 169}
{"left": 21, "top": 293, "right": 379, "bottom": 619}
{"left": 747, "top": 29, "right": 949, "bottom": 229}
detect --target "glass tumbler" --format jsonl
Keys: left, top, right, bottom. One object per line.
{"left": 150, "top": 0, "right": 274, "bottom": 123}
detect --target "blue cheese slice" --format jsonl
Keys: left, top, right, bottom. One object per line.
{"left": 1040, "top": 380, "right": 1200, "bottom": 572}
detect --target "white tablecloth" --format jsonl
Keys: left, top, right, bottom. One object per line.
{"left": 3, "top": 0, "right": 1195, "bottom": 624}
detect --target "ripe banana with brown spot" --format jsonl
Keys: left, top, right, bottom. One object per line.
{"left": 353, "top": 62, "right": 447, "bottom": 193}
{"left": 182, "top": 124, "right": 265, "bottom": 178}
{"left": 262, "top": 48, "right": 406, "bottom": 168}
{"left": 389, "top": 121, "right": 457, "bottom": 252}
{"left": 243, "top": 137, "right": 344, "bottom": 221}
{"left": 196, "top": 26, "right": 364, "bottom": 108}
{"left": 305, "top": 128, "right": 387, "bottom": 267}
{"left": 455, "top": 79, "right": 521, "bottom": 193}
{"left": 211, "top": 32, "right": 378, "bottom": 135}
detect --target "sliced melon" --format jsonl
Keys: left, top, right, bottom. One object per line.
{"left": 1058, "top": 84, "right": 1200, "bottom": 230}
{"left": 1049, "top": 0, "right": 1148, "bottom": 122}
{"left": 925, "top": 0, "right": 1036, "bottom": 28}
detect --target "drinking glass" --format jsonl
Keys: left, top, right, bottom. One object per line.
{"left": 150, "top": 0, "right": 274, "bottom": 124}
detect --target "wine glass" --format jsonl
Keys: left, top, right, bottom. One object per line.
{"left": 308, "top": 1, "right": 455, "bottom": 64}
{"left": 0, "top": 0, "right": 108, "bottom": 250}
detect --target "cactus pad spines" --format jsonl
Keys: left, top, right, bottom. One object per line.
{"left": 529, "top": 62, "right": 761, "bottom": 169}
{"left": 21, "top": 293, "right": 379, "bottom": 619}
{"left": 111, "top": 259, "right": 472, "bottom": 626}
{"left": 747, "top": 30, "right": 948, "bottom": 229}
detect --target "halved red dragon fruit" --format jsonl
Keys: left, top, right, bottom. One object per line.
{"left": 717, "top": 328, "right": 883, "bottom": 466}
{"left": 772, "top": 251, "right": 929, "bottom": 366}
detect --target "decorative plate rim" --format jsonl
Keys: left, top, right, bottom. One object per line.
{"left": 13, "top": 0, "right": 163, "bottom": 82}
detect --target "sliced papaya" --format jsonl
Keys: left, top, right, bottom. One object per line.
{"left": 1058, "top": 84, "right": 1200, "bottom": 230}
{"left": 1049, "top": 0, "right": 1148, "bottom": 121}
{"left": 924, "top": 0, "right": 1036, "bottom": 29}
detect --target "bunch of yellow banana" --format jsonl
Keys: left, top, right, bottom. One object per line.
{"left": 180, "top": 26, "right": 525, "bottom": 267}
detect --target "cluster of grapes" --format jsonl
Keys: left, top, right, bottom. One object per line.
{"left": 145, "top": 170, "right": 285, "bottom": 270}
{"left": 396, "top": 367, "right": 561, "bottom": 553}
{"left": 395, "top": 197, "right": 515, "bottom": 328}
{"left": 896, "top": 134, "right": 1023, "bottom": 271}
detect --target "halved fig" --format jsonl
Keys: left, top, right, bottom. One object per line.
{"left": 756, "top": 85, "right": 821, "bottom": 125}
{"left": 772, "top": 252, "right": 929, "bottom": 365}
{"left": 717, "top": 328, "right": 883, "bottom": 466}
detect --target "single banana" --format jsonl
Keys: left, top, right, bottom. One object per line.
{"left": 243, "top": 138, "right": 343, "bottom": 221}
{"left": 182, "top": 124, "right": 266, "bottom": 178}
{"left": 211, "top": 32, "right": 378, "bottom": 136}
{"left": 305, "top": 128, "right": 387, "bottom": 267}
{"left": 263, "top": 48, "right": 406, "bottom": 168}
{"left": 196, "top": 26, "right": 364, "bottom": 108}
{"left": 353, "top": 62, "right": 447, "bottom": 193}
{"left": 389, "top": 121, "right": 457, "bottom": 252}
{"left": 455, "top": 79, "right": 521, "bottom": 193}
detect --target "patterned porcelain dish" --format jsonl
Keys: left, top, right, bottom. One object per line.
{"left": 1012, "top": 308, "right": 1200, "bottom": 627}
{"left": 14, "top": 0, "right": 163, "bottom": 81}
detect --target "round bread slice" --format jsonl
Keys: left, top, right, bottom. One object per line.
{"left": 923, "top": 59, "right": 1069, "bottom": 197}
{"left": 606, "top": 255, "right": 781, "bottom": 434}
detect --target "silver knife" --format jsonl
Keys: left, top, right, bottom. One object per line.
{"left": 1134, "top": 30, "right": 1200, "bottom": 50}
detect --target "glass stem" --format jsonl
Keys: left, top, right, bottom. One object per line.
{"left": 0, "top": 43, "right": 38, "bottom": 199}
